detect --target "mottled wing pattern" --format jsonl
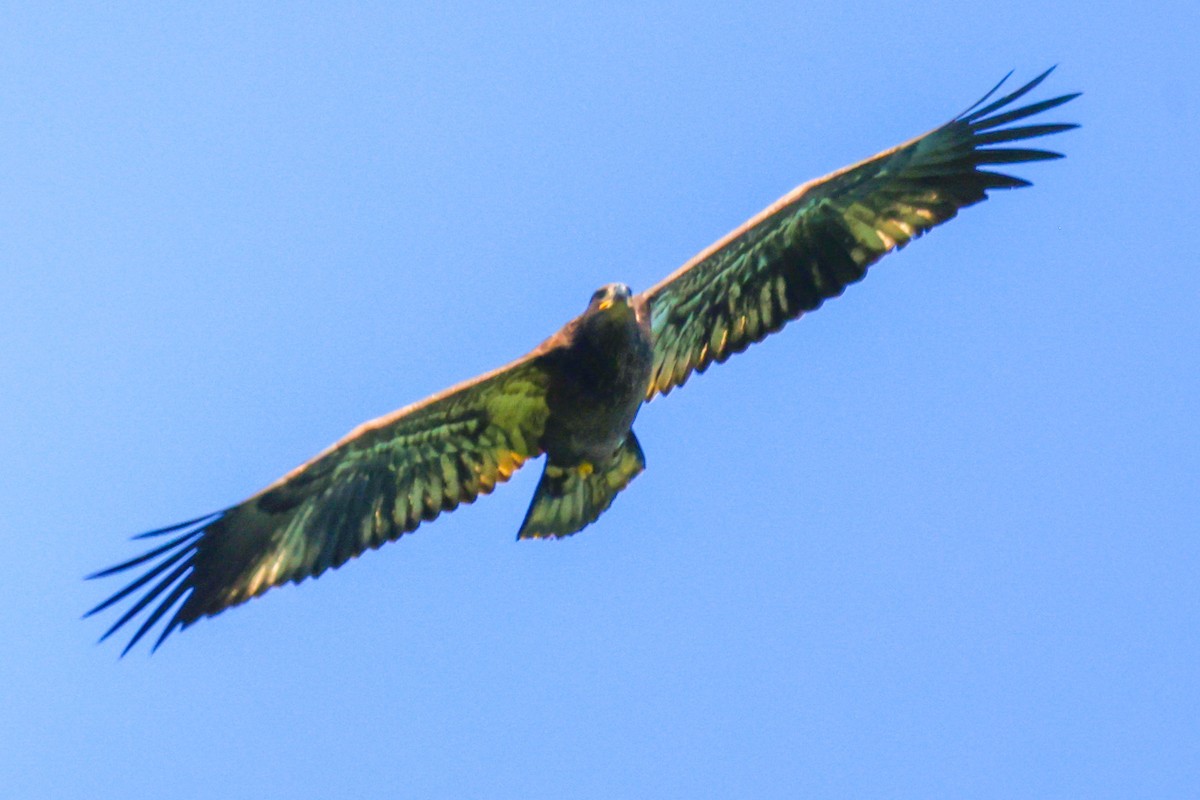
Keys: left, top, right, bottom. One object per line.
{"left": 641, "top": 69, "right": 1078, "bottom": 398}
{"left": 88, "top": 356, "right": 552, "bottom": 654}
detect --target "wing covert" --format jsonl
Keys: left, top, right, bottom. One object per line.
{"left": 640, "top": 68, "right": 1079, "bottom": 399}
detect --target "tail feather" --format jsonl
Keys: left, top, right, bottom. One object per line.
{"left": 518, "top": 432, "right": 645, "bottom": 539}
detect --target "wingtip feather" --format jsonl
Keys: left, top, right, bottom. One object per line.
{"left": 961, "top": 67, "right": 1060, "bottom": 123}
{"left": 133, "top": 511, "right": 222, "bottom": 540}
{"left": 959, "top": 69, "right": 1014, "bottom": 117}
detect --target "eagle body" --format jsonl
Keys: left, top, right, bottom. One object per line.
{"left": 89, "top": 70, "right": 1079, "bottom": 654}
{"left": 517, "top": 282, "right": 655, "bottom": 540}
{"left": 540, "top": 283, "right": 654, "bottom": 467}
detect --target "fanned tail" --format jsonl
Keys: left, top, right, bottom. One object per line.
{"left": 518, "top": 433, "right": 646, "bottom": 539}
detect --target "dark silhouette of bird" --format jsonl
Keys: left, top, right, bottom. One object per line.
{"left": 88, "top": 69, "right": 1079, "bottom": 654}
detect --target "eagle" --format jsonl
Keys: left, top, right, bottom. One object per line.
{"left": 88, "top": 69, "right": 1078, "bottom": 654}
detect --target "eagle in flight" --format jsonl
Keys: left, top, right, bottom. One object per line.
{"left": 89, "top": 69, "right": 1078, "bottom": 654}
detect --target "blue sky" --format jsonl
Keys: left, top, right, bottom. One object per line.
{"left": 3, "top": 3, "right": 1197, "bottom": 798}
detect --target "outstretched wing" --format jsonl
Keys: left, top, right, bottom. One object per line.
{"left": 87, "top": 355, "right": 552, "bottom": 654}
{"left": 640, "top": 68, "right": 1079, "bottom": 399}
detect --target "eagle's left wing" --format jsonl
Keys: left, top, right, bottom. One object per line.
{"left": 87, "top": 354, "right": 552, "bottom": 654}
{"left": 640, "top": 69, "right": 1078, "bottom": 399}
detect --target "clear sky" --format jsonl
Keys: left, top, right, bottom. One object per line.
{"left": 3, "top": 3, "right": 1197, "bottom": 798}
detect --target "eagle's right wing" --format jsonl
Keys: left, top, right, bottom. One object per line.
{"left": 87, "top": 354, "right": 553, "bottom": 654}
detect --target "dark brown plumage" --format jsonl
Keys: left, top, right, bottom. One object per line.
{"left": 88, "top": 69, "right": 1078, "bottom": 654}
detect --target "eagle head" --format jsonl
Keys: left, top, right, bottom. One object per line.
{"left": 589, "top": 283, "right": 633, "bottom": 313}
